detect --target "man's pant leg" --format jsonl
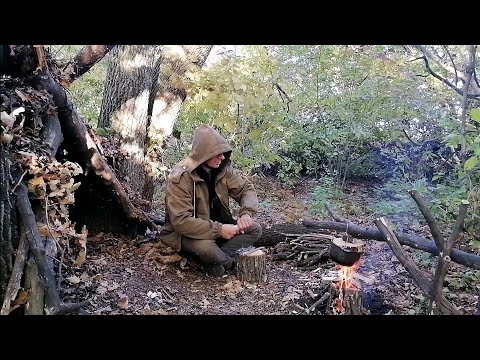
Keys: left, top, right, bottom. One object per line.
{"left": 220, "top": 221, "right": 262, "bottom": 258}
{"left": 181, "top": 237, "right": 233, "bottom": 268}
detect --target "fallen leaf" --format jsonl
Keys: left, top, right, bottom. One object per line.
{"left": 96, "top": 286, "right": 108, "bottom": 295}
{"left": 147, "top": 291, "right": 159, "bottom": 298}
{"left": 221, "top": 280, "right": 243, "bottom": 295}
{"left": 66, "top": 276, "right": 81, "bottom": 284}
{"left": 118, "top": 295, "right": 129, "bottom": 310}
{"left": 201, "top": 298, "right": 210, "bottom": 308}
{"left": 154, "top": 254, "right": 183, "bottom": 264}
{"left": 74, "top": 249, "right": 86, "bottom": 266}
{"left": 15, "top": 90, "right": 30, "bottom": 102}
{"left": 1, "top": 111, "right": 15, "bottom": 129}
{"left": 12, "top": 289, "right": 30, "bottom": 306}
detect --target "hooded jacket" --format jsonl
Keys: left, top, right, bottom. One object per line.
{"left": 159, "top": 124, "right": 259, "bottom": 251}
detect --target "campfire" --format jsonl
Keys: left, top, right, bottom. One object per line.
{"left": 330, "top": 261, "right": 362, "bottom": 314}
{"left": 322, "top": 235, "right": 370, "bottom": 315}
{"left": 335, "top": 261, "right": 361, "bottom": 290}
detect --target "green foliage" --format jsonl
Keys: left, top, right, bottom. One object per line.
{"left": 310, "top": 178, "right": 344, "bottom": 216}
{"left": 446, "top": 271, "right": 480, "bottom": 290}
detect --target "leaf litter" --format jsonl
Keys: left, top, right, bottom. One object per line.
{"left": 64, "top": 177, "right": 479, "bottom": 315}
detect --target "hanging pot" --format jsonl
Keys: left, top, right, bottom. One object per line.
{"left": 329, "top": 235, "right": 365, "bottom": 267}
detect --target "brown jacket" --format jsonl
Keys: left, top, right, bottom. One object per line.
{"left": 159, "top": 124, "right": 259, "bottom": 251}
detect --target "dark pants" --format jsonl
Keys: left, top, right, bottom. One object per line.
{"left": 181, "top": 222, "right": 262, "bottom": 269}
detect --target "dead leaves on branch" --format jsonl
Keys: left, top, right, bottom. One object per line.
{"left": 15, "top": 150, "right": 87, "bottom": 266}
{"left": 1, "top": 76, "right": 55, "bottom": 147}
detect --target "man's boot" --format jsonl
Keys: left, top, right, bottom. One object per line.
{"left": 204, "top": 263, "right": 225, "bottom": 278}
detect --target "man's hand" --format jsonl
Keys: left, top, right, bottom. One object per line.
{"left": 221, "top": 224, "right": 240, "bottom": 240}
{"left": 237, "top": 214, "right": 254, "bottom": 234}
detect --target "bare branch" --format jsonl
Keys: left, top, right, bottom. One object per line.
{"left": 459, "top": 45, "right": 476, "bottom": 165}
{"left": 429, "top": 200, "right": 469, "bottom": 313}
{"left": 62, "top": 45, "right": 115, "bottom": 84}
{"left": 273, "top": 82, "right": 291, "bottom": 114}
{"left": 409, "top": 190, "right": 444, "bottom": 251}
{"left": 417, "top": 55, "right": 480, "bottom": 99}
{"left": 325, "top": 203, "right": 348, "bottom": 222}
{"left": 449, "top": 200, "right": 470, "bottom": 244}
{"left": 417, "top": 45, "right": 480, "bottom": 96}
{"left": 443, "top": 46, "right": 459, "bottom": 85}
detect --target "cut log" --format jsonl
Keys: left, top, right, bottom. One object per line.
{"left": 328, "top": 283, "right": 365, "bottom": 315}
{"left": 236, "top": 249, "right": 267, "bottom": 284}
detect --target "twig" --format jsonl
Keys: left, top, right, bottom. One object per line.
{"left": 0, "top": 226, "right": 29, "bottom": 315}
{"left": 309, "top": 291, "right": 330, "bottom": 312}
{"left": 10, "top": 169, "right": 28, "bottom": 193}
{"left": 408, "top": 190, "right": 444, "bottom": 251}
{"left": 443, "top": 46, "right": 458, "bottom": 86}
{"left": 402, "top": 129, "right": 422, "bottom": 146}
{"left": 429, "top": 200, "right": 469, "bottom": 313}
{"left": 325, "top": 203, "right": 348, "bottom": 223}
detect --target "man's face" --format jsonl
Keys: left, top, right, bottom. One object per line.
{"left": 205, "top": 153, "right": 225, "bottom": 168}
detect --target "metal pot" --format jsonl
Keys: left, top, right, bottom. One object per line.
{"left": 329, "top": 235, "right": 365, "bottom": 267}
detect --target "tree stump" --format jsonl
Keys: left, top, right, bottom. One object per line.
{"left": 236, "top": 250, "right": 267, "bottom": 285}
{"left": 328, "top": 283, "right": 366, "bottom": 315}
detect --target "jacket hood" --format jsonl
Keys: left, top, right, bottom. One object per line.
{"left": 186, "top": 124, "right": 233, "bottom": 172}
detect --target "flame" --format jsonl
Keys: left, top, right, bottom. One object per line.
{"left": 336, "top": 260, "right": 360, "bottom": 290}
{"left": 333, "top": 260, "right": 361, "bottom": 314}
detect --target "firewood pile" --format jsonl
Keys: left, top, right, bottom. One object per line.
{"left": 269, "top": 233, "right": 336, "bottom": 270}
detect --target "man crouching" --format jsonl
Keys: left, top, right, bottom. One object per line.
{"left": 159, "top": 124, "right": 262, "bottom": 277}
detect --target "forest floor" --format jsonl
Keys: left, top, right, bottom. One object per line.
{"left": 63, "top": 176, "right": 480, "bottom": 315}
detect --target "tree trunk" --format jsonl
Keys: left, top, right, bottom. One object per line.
{"left": 98, "top": 45, "right": 160, "bottom": 194}
{"left": 99, "top": 45, "right": 213, "bottom": 204}
{"left": 143, "top": 45, "right": 213, "bottom": 203}
{"left": 0, "top": 143, "right": 14, "bottom": 305}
